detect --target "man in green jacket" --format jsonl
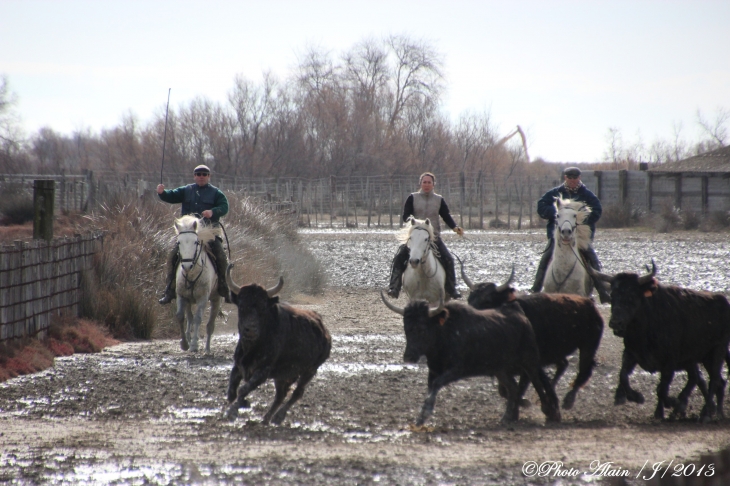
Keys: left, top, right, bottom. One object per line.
{"left": 157, "top": 164, "right": 231, "bottom": 304}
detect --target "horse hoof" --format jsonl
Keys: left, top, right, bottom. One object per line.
{"left": 519, "top": 398, "right": 532, "bottom": 408}
{"left": 180, "top": 340, "right": 189, "bottom": 351}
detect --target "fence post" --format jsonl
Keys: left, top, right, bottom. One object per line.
{"left": 507, "top": 187, "right": 512, "bottom": 229}
{"left": 646, "top": 172, "right": 653, "bottom": 211}
{"left": 33, "top": 180, "right": 55, "bottom": 242}
{"left": 389, "top": 183, "right": 393, "bottom": 228}
{"left": 618, "top": 169, "right": 628, "bottom": 205}
{"left": 674, "top": 174, "right": 682, "bottom": 209}
{"left": 459, "top": 172, "right": 465, "bottom": 228}
{"left": 478, "top": 171, "right": 484, "bottom": 230}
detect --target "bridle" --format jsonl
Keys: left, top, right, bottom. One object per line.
{"left": 409, "top": 227, "right": 439, "bottom": 279}
{"left": 551, "top": 213, "right": 589, "bottom": 289}
{"left": 177, "top": 230, "right": 206, "bottom": 290}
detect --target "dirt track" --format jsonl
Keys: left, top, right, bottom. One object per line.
{"left": 1, "top": 229, "right": 730, "bottom": 485}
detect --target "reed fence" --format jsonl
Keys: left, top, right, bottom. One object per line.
{"left": 0, "top": 233, "right": 104, "bottom": 342}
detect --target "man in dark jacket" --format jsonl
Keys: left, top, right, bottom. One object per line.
{"left": 387, "top": 172, "right": 464, "bottom": 300}
{"left": 157, "top": 164, "right": 231, "bottom": 304}
{"left": 531, "top": 167, "right": 610, "bottom": 303}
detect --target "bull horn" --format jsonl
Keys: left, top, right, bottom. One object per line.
{"left": 380, "top": 290, "right": 405, "bottom": 316}
{"left": 637, "top": 259, "right": 657, "bottom": 285}
{"left": 456, "top": 255, "right": 475, "bottom": 290}
{"left": 428, "top": 291, "right": 445, "bottom": 318}
{"left": 226, "top": 264, "right": 241, "bottom": 295}
{"left": 496, "top": 265, "right": 516, "bottom": 292}
{"left": 267, "top": 277, "right": 284, "bottom": 297}
{"left": 585, "top": 264, "right": 614, "bottom": 283}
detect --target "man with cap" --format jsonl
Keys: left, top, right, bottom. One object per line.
{"left": 531, "top": 167, "right": 611, "bottom": 303}
{"left": 156, "top": 164, "right": 231, "bottom": 304}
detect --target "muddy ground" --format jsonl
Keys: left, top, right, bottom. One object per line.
{"left": 1, "top": 229, "right": 730, "bottom": 485}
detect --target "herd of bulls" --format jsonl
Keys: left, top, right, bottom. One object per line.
{"left": 220, "top": 260, "right": 730, "bottom": 428}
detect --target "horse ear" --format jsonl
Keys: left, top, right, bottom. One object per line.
{"left": 410, "top": 218, "right": 416, "bottom": 226}
{"left": 424, "top": 218, "right": 431, "bottom": 226}
{"left": 192, "top": 220, "right": 198, "bottom": 231}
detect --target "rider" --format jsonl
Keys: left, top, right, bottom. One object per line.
{"left": 157, "top": 164, "right": 231, "bottom": 304}
{"left": 387, "top": 172, "right": 464, "bottom": 300}
{"left": 531, "top": 167, "right": 611, "bottom": 303}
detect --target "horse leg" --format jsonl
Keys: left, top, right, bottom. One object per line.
{"left": 175, "top": 298, "right": 189, "bottom": 351}
{"left": 189, "top": 299, "right": 207, "bottom": 353}
{"left": 205, "top": 296, "right": 222, "bottom": 355}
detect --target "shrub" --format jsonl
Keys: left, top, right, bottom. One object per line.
{"left": 682, "top": 209, "right": 701, "bottom": 230}
{"left": 0, "top": 182, "right": 34, "bottom": 225}
{"left": 598, "top": 202, "right": 634, "bottom": 229}
{"left": 700, "top": 210, "right": 730, "bottom": 232}
{"left": 654, "top": 201, "right": 682, "bottom": 233}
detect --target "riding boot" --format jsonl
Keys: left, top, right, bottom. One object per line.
{"left": 581, "top": 246, "right": 611, "bottom": 304}
{"left": 388, "top": 244, "right": 410, "bottom": 298}
{"left": 158, "top": 243, "right": 179, "bottom": 305}
{"left": 436, "top": 238, "right": 461, "bottom": 299}
{"left": 530, "top": 239, "right": 554, "bottom": 293}
{"left": 209, "top": 237, "right": 232, "bottom": 303}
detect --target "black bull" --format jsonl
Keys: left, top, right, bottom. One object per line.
{"left": 590, "top": 261, "right": 730, "bottom": 421}
{"left": 381, "top": 292, "right": 561, "bottom": 426}
{"left": 224, "top": 268, "right": 332, "bottom": 424}
{"left": 460, "top": 263, "right": 604, "bottom": 410}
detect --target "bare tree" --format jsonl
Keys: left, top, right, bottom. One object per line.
{"left": 229, "top": 72, "right": 278, "bottom": 178}
{"left": 0, "top": 75, "right": 25, "bottom": 172}
{"left": 384, "top": 35, "right": 445, "bottom": 133}
{"left": 696, "top": 107, "right": 729, "bottom": 149}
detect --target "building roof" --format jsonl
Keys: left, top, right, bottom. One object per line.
{"left": 649, "top": 145, "right": 730, "bottom": 172}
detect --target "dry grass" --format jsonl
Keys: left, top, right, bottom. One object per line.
{"left": 0, "top": 316, "right": 118, "bottom": 383}
{"left": 77, "top": 191, "right": 325, "bottom": 339}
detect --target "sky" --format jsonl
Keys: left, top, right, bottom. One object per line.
{"left": 1, "top": 0, "right": 729, "bottom": 163}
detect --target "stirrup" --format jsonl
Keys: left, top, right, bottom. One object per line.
{"left": 158, "top": 292, "right": 175, "bottom": 305}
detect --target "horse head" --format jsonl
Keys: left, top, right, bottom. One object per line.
{"left": 554, "top": 197, "right": 592, "bottom": 250}
{"left": 406, "top": 218, "right": 435, "bottom": 268}
{"left": 175, "top": 215, "right": 204, "bottom": 272}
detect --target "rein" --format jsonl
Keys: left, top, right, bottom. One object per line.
{"left": 550, "top": 218, "right": 591, "bottom": 290}
{"left": 409, "top": 227, "right": 439, "bottom": 279}
{"left": 177, "top": 231, "right": 207, "bottom": 291}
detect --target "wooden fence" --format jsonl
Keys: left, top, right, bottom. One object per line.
{"left": 4, "top": 170, "right": 730, "bottom": 229}
{"left": 0, "top": 233, "right": 104, "bottom": 342}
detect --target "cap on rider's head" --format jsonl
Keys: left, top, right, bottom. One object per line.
{"left": 563, "top": 167, "right": 581, "bottom": 178}
{"left": 194, "top": 164, "right": 211, "bottom": 174}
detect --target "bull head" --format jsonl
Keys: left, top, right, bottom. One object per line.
{"left": 380, "top": 290, "right": 445, "bottom": 317}
{"left": 226, "top": 264, "right": 284, "bottom": 297}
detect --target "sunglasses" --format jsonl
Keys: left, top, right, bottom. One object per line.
{"left": 194, "top": 172, "right": 210, "bottom": 177}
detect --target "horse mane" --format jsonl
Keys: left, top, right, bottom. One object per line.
{"left": 555, "top": 196, "right": 592, "bottom": 250}
{"left": 175, "top": 215, "right": 216, "bottom": 245}
{"left": 397, "top": 217, "right": 435, "bottom": 244}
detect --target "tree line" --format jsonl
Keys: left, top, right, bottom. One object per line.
{"left": 0, "top": 35, "right": 727, "bottom": 181}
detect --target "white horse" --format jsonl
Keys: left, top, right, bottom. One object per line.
{"left": 543, "top": 196, "right": 594, "bottom": 297}
{"left": 173, "top": 215, "right": 222, "bottom": 354}
{"left": 399, "top": 217, "right": 448, "bottom": 304}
